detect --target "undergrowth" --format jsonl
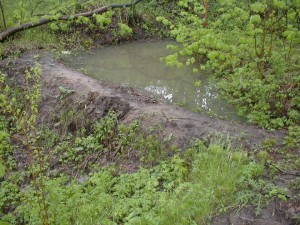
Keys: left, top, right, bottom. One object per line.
{"left": 0, "top": 0, "right": 299, "bottom": 223}
{"left": 0, "top": 65, "right": 288, "bottom": 224}
{"left": 156, "top": 0, "right": 300, "bottom": 134}
{"left": 2, "top": 139, "right": 283, "bottom": 225}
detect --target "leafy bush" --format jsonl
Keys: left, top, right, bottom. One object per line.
{"left": 157, "top": 0, "right": 300, "bottom": 129}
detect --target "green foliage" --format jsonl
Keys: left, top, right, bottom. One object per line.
{"left": 54, "top": 112, "right": 171, "bottom": 167}
{"left": 0, "top": 63, "right": 51, "bottom": 224}
{"left": 0, "top": 130, "right": 12, "bottom": 172}
{"left": 1, "top": 1, "right": 299, "bottom": 223}
{"left": 2, "top": 0, "right": 92, "bottom": 26}
{"left": 158, "top": 0, "right": 300, "bottom": 129}
{"left": 15, "top": 141, "right": 275, "bottom": 224}
{"left": 0, "top": 178, "right": 23, "bottom": 223}
{"left": 284, "top": 125, "right": 300, "bottom": 148}
{"left": 0, "top": 73, "right": 17, "bottom": 171}
{"left": 262, "top": 138, "right": 277, "bottom": 150}
{"left": 257, "top": 150, "right": 270, "bottom": 162}
{"left": 117, "top": 23, "right": 133, "bottom": 37}
{"left": 0, "top": 0, "right": 144, "bottom": 49}
{"left": 94, "top": 11, "right": 113, "bottom": 29}
{"left": 0, "top": 63, "right": 291, "bottom": 224}
{"left": 54, "top": 113, "right": 114, "bottom": 164}
{"left": 0, "top": 160, "right": 5, "bottom": 178}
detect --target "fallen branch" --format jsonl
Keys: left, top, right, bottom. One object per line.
{"left": 0, "top": 0, "right": 143, "bottom": 42}
{"left": 266, "top": 161, "right": 300, "bottom": 177}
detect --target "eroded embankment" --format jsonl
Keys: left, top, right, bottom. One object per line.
{"left": 1, "top": 51, "right": 287, "bottom": 151}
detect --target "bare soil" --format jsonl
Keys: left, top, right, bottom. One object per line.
{"left": 39, "top": 52, "right": 288, "bottom": 148}
{"left": 1, "top": 51, "right": 299, "bottom": 225}
{"left": 2, "top": 51, "right": 289, "bottom": 149}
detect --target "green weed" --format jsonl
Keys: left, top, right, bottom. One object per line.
{"left": 11, "top": 140, "right": 281, "bottom": 225}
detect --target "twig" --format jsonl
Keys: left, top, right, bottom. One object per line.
{"left": 266, "top": 161, "right": 300, "bottom": 176}
{"left": 112, "top": 143, "right": 122, "bottom": 158}
{"left": 161, "top": 110, "right": 204, "bottom": 122}
{"left": 161, "top": 110, "right": 169, "bottom": 121}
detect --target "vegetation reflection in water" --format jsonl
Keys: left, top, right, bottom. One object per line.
{"left": 65, "top": 40, "right": 242, "bottom": 121}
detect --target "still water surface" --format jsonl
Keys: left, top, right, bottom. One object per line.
{"left": 64, "top": 40, "right": 241, "bottom": 120}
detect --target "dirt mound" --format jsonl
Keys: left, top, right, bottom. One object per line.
{"left": 83, "top": 91, "right": 131, "bottom": 120}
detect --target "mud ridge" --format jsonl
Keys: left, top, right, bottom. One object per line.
{"left": 1, "top": 51, "right": 287, "bottom": 150}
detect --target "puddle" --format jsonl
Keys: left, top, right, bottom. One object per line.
{"left": 64, "top": 40, "right": 242, "bottom": 121}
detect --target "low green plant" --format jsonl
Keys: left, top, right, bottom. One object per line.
{"left": 0, "top": 130, "right": 14, "bottom": 172}
{"left": 53, "top": 111, "right": 172, "bottom": 169}
{"left": 94, "top": 11, "right": 113, "bottom": 30}
{"left": 0, "top": 63, "right": 51, "bottom": 224}
{"left": 0, "top": 159, "right": 5, "bottom": 178}
{"left": 0, "top": 72, "right": 289, "bottom": 224}
{"left": 117, "top": 23, "right": 133, "bottom": 38}
{"left": 266, "top": 187, "right": 289, "bottom": 201}
{"left": 284, "top": 125, "right": 300, "bottom": 148}
{"left": 10, "top": 140, "right": 281, "bottom": 224}
{"left": 257, "top": 150, "right": 270, "bottom": 163}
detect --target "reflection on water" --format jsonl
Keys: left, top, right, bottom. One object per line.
{"left": 64, "top": 40, "right": 241, "bottom": 120}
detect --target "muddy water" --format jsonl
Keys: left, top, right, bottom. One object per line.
{"left": 64, "top": 40, "right": 241, "bottom": 121}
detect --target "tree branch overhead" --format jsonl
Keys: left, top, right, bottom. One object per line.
{"left": 0, "top": 0, "right": 143, "bottom": 42}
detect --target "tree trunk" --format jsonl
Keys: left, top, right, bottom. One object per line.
{"left": 203, "top": 0, "right": 209, "bottom": 28}
{"left": 0, "top": 0, "right": 6, "bottom": 29}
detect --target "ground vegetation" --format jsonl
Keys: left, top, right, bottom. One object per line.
{"left": 0, "top": 0, "right": 299, "bottom": 224}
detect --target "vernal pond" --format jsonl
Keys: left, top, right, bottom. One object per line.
{"left": 64, "top": 40, "right": 241, "bottom": 121}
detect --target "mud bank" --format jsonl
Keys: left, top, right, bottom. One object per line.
{"left": 1, "top": 51, "right": 287, "bottom": 150}
{"left": 46, "top": 53, "right": 287, "bottom": 149}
